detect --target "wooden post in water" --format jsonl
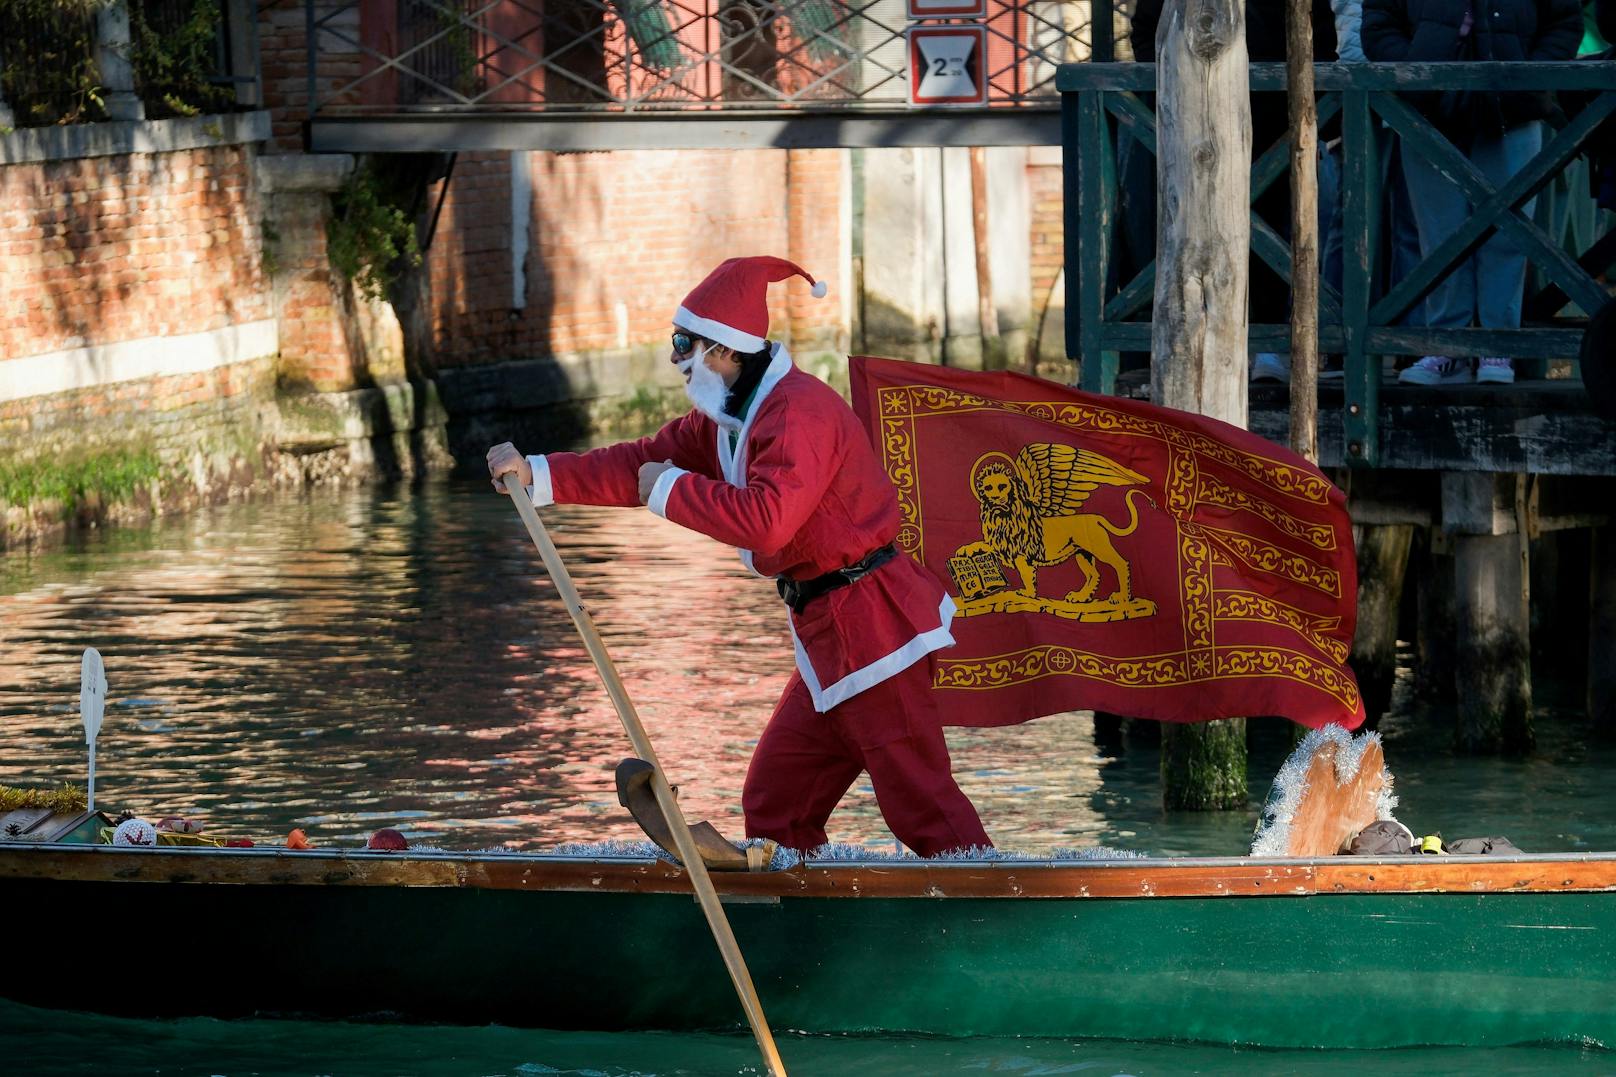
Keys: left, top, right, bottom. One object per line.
{"left": 1592, "top": 526, "right": 1616, "bottom": 740}
{"left": 1286, "top": 0, "right": 1320, "bottom": 463}
{"left": 1415, "top": 530, "right": 1459, "bottom": 703}
{"left": 1153, "top": 0, "right": 1251, "bottom": 810}
{"left": 1444, "top": 474, "right": 1534, "bottom": 754}
{"left": 1151, "top": 0, "right": 1250, "bottom": 423}
{"left": 1092, "top": 711, "right": 1126, "bottom": 753}
{"left": 1352, "top": 524, "right": 1413, "bottom": 727}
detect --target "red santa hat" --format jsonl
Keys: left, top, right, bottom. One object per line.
{"left": 673, "top": 256, "right": 828, "bottom": 354}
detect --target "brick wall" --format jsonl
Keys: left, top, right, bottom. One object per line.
{"left": 259, "top": 0, "right": 359, "bottom": 153}
{"left": 426, "top": 147, "right": 847, "bottom": 371}
{"left": 425, "top": 152, "right": 516, "bottom": 366}
{"left": 0, "top": 145, "right": 269, "bottom": 361}
{"left": 267, "top": 183, "right": 352, "bottom": 390}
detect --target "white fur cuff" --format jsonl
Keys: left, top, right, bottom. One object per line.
{"left": 525, "top": 455, "right": 555, "bottom": 507}
{"left": 647, "top": 466, "right": 687, "bottom": 519}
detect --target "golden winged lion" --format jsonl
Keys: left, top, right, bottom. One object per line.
{"left": 955, "top": 443, "right": 1153, "bottom": 606}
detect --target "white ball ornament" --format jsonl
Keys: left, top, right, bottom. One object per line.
{"left": 810, "top": 280, "right": 828, "bottom": 298}
{"left": 113, "top": 818, "right": 158, "bottom": 847}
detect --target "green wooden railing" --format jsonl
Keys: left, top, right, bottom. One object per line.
{"left": 1057, "top": 61, "right": 1616, "bottom": 467}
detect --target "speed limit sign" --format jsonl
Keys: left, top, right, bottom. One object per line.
{"left": 907, "top": 26, "right": 987, "bottom": 107}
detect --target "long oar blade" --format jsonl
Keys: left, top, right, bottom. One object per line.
{"left": 80, "top": 647, "right": 106, "bottom": 811}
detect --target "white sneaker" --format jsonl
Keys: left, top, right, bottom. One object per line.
{"left": 1250, "top": 352, "right": 1291, "bottom": 385}
{"left": 1476, "top": 357, "right": 1515, "bottom": 384}
{"left": 1398, "top": 355, "right": 1472, "bottom": 386}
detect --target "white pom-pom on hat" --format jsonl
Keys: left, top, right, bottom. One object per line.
{"left": 811, "top": 279, "right": 828, "bottom": 298}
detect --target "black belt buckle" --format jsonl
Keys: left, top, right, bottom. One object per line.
{"left": 775, "top": 543, "right": 895, "bottom": 615}
{"left": 776, "top": 576, "right": 806, "bottom": 613}
{"left": 839, "top": 543, "right": 895, "bottom": 584}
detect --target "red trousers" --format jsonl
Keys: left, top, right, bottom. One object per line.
{"left": 742, "top": 654, "right": 992, "bottom": 857}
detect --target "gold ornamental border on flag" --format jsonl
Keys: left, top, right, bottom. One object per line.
{"left": 874, "top": 384, "right": 1360, "bottom": 712}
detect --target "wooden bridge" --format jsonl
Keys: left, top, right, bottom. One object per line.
{"left": 1058, "top": 60, "right": 1616, "bottom": 749}
{"left": 303, "top": 0, "right": 1075, "bottom": 150}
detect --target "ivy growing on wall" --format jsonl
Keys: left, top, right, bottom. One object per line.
{"left": 128, "top": 0, "right": 234, "bottom": 119}
{"left": 0, "top": 0, "right": 110, "bottom": 127}
{"left": 0, "top": 0, "right": 233, "bottom": 128}
{"left": 327, "top": 163, "right": 424, "bottom": 302}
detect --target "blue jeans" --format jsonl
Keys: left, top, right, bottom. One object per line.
{"left": 1320, "top": 145, "right": 1344, "bottom": 295}
{"left": 1320, "top": 132, "right": 1425, "bottom": 324}
{"left": 1401, "top": 122, "right": 1544, "bottom": 332}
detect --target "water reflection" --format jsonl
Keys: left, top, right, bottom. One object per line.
{"left": 1, "top": 481, "right": 1612, "bottom": 855}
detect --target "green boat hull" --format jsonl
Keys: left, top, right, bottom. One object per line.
{"left": 3, "top": 846, "right": 1612, "bottom": 1048}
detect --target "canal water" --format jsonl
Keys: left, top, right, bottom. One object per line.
{"left": 2, "top": 479, "right": 1613, "bottom": 1074}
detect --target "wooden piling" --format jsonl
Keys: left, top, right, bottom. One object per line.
{"left": 1528, "top": 531, "right": 1560, "bottom": 665}
{"left": 1442, "top": 473, "right": 1534, "bottom": 753}
{"left": 1454, "top": 532, "right": 1534, "bottom": 754}
{"left": 1092, "top": 711, "right": 1126, "bottom": 753}
{"left": 1160, "top": 720, "right": 1248, "bottom": 811}
{"left": 1527, "top": 531, "right": 1590, "bottom": 679}
{"left": 1286, "top": 0, "right": 1320, "bottom": 464}
{"left": 1153, "top": 0, "right": 1252, "bottom": 811}
{"left": 1151, "top": 0, "right": 1251, "bottom": 426}
{"left": 1415, "top": 530, "right": 1458, "bottom": 703}
{"left": 1352, "top": 524, "right": 1413, "bottom": 727}
{"left": 1592, "top": 526, "right": 1616, "bottom": 740}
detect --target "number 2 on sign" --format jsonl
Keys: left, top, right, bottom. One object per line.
{"left": 930, "top": 56, "right": 964, "bottom": 77}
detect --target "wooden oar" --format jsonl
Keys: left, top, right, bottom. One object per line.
{"left": 80, "top": 647, "right": 106, "bottom": 812}
{"left": 498, "top": 471, "right": 786, "bottom": 1077}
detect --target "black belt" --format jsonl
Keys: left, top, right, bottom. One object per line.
{"left": 776, "top": 543, "right": 898, "bottom": 614}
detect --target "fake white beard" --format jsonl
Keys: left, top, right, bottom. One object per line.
{"left": 681, "top": 347, "right": 743, "bottom": 431}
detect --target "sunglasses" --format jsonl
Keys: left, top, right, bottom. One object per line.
{"left": 671, "top": 331, "right": 699, "bottom": 356}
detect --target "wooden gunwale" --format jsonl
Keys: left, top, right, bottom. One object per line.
{"left": 4, "top": 844, "right": 1615, "bottom": 899}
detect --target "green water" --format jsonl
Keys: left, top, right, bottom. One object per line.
{"left": 2, "top": 480, "right": 1613, "bottom": 1074}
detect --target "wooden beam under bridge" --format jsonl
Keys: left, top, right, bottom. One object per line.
{"left": 306, "top": 109, "right": 1063, "bottom": 154}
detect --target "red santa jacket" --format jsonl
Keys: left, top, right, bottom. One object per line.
{"left": 526, "top": 344, "right": 955, "bottom": 712}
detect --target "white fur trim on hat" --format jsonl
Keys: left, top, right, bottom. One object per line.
{"left": 672, "top": 306, "right": 768, "bottom": 354}
{"left": 811, "top": 280, "right": 828, "bottom": 298}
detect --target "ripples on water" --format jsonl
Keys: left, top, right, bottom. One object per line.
{"left": 3, "top": 480, "right": 1615, "bottom": 1075}
{"left": 2, "top": 480, "right": 1613, "bottom": 856}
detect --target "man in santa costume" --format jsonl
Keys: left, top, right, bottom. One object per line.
{"left": 486, "top": 256, "right": 991, "bottom": 858}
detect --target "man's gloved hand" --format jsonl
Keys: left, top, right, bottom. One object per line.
{"left": 638, "top": 459, "right": 675, "bottom": 505}
{"left": 486, "top": 442, "right": 533, "bottom": 493}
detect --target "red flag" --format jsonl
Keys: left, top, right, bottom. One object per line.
{"left": 850, "top": 356, "right": 1364, "bottom": 731}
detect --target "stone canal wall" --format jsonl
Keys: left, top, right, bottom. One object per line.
{"left": 0, "top": 114, "right": 452, "bottom": 550}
